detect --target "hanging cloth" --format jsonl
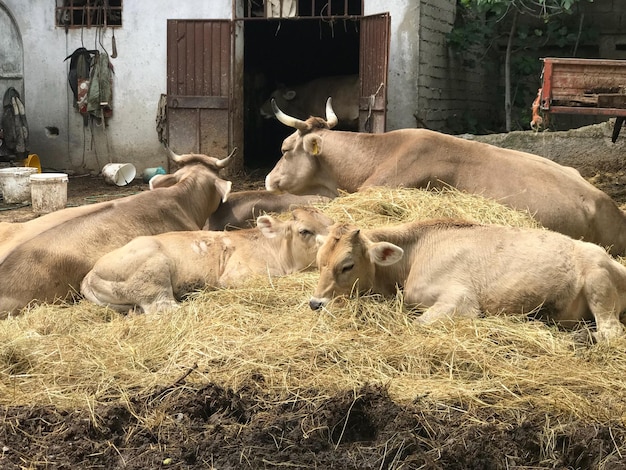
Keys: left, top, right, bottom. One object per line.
{"left": 1, "top": 87, "right": 29, "bottom": 158}
{"left": 87, "top": 51, "right": 114, "bottom": 122}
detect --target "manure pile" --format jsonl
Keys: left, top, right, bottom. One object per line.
{"left": 1, "top": 187, "right": 625, "bottom": 469}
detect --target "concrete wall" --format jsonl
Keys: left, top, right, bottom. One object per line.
{"left": 581, "top": 0, "right": 626, "bottom": 59}
{"left": 365, "top": 0, "right": 420, "bottom": 130}
{"left": 1, "top": 0, "right": 231, "bottom": 175}
{"left": 468, "top": 122, "right": 626, "bottom": 171}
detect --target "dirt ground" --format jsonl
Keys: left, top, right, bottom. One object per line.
{"left": 0, "top": 168, "right": 269, "bottom": 224}
{"left": 1, "top": 160, "right": 626, "bottom": 469}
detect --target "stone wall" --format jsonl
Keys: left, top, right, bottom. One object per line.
{"left": 468, "top": 121, "right": 626, "bottom": 171}
{"left": 417, "top": 0, "right": 626, "bottom": 134}
{"left": 416, "top": 0, "right": 499, "bottom": 133}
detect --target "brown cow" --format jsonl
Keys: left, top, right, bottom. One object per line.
{"left": 310, "top": 219, "right": 626, "bottom": 342}
{"left": 204, "top": 190, "right": 331, "bottom": 230}
{"left": 81, "top": 207, "right": 334, "bottom": 314}
{"left": 0, "top": 148, "right": 234, "bottom": 317}
{"left": 265, "top": 99, "right": 626, "bottom": 255}
{"left": 260, "top": 75, "right": 359, "bottom": 130}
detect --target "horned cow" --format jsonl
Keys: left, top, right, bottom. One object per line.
{"left": 0, "top": 148, "right": 234, "bottom": 317}
{"left": 265, "top": 99, "right": 626, "bottom": 255}
{"left": 260, "top": 75, "right": 358, "bottom": 130}
{"left": 310, "top": 220, "right": 626, "bottom": 342}
{"left": 81, "top": 207, "right": 334, "bottom": 314}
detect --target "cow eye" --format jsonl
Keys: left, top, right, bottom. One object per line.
{"left": 341, "top": 263, "right": 354, "bottom": 273}
{"left": 299, "top": 229, "right": 313, "bottom": 237}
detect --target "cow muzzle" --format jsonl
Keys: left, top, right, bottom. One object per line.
{"left": 309, "top": 297, "right": 328, "bottom": 310}
{"left": 265, "top": 173, "right": 283, "bottom": 193}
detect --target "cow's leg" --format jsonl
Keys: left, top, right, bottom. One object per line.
{"left": 407, "top": 284, "right": 481, "bottom": 324}
{"left": 81, "top": 253, "right": 178, "bottom": 314}
{"left": 140, "top": 297, "right": 180, "bottom": 315}
{"left": 582, "top": 268, "right": 625, "bottom": 342}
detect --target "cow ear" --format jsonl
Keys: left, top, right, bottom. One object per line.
{"left": 303, "top": 135, "right": 322, "bottom": 156}
{"left": 149, "top": 174, "right": 177, "bottom": 190}
{"left": 215, "top": 178, "right": 232, "bottom": 203}
{"left": 283, "top": 90, "right": 297, "bottom": 101}
{"left": 369, "top": 242, "right": 403, "bottom": 266}
{"left": 315, "top": 233, "right": 327, "bottom": 248}
{"left": 257, "top": 215, "right": 282, "bottom": 238}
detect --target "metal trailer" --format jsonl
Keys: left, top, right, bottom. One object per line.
{"left": 538, "top": 57, "right": 626, "bottom": 142}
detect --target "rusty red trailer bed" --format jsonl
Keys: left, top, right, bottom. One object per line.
{"left": 538, "top": 57, "right": 626, "bottom": 141}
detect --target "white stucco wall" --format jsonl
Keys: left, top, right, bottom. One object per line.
{"left": 365, "top": 0, "right": 420, "bottom": 130}
{"left": 2, "top": 0, "right": 231, "bottom": 174}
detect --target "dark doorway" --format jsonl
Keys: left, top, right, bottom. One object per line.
{"left": 243, "top": 18, "right": 360, "bottom": 169}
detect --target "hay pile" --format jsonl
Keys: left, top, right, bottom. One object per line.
{"left": 1, "top": 186, "right": 625, "bottom": 428}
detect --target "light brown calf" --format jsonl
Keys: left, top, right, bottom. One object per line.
{"left": 310, "top": 220, "right": 626, "bottom": 342}
{"left": 81, "top": 207, "right": 334, "bottom": 314}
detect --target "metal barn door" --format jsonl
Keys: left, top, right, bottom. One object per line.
{"left": 359, "top": 13, "right": 390, "bottom": 133}
{"left": 166, "top": 20, "right": 237, "bottom": 167}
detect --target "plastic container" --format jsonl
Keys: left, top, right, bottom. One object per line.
{"left": 102, "top": 163, "right": 136, "bottom": 186}
{"left": 30, "top": 173, "right": 69, "bottom": 214}
{"left": 0, "top": 167, "right": 39, "bottom": 204}
{"left": 20, "top": 154, "right": 42, "bottom": 173}
{"left": 142, "top": 166, "right": 167, "bottom": 183}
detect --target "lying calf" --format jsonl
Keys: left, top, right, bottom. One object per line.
{"left": 82, "top": 207, "right": 333, "bottom": 314}
{"left": 309, "top": 219, "right": 626, "bottom": 342}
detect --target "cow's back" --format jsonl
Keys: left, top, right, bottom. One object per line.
{"left": 400, "top": 223, "right": 612, "bottom": 317}
{"left": 206, "top": 191, "right": 331, "bottom": 230}
{"left": 354, "top": 129, "right": 626, "bottom": 252}
{"left": 0, "top": 194, "right": 204, "bottom": 316}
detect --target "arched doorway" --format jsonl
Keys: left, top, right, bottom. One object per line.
{"left": 0, "top": 3, "right": 24, "bottom": 99}
{"left": 0, "top": 2, "right": 25, "bottom": 160}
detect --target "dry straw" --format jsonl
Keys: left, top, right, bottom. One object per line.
{"left": 1, "top": 187, "right": 625, "bottom": 427}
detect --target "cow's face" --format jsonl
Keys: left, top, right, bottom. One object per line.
{"left": 260, "top": 87, "right": 297, "bottom": 119}
{"left": 265, "top": 99, "right": 339, "bottom": 198}
{"left": 151, "top": 149, "right": 235, "bottom": 202}
{"left": 257, "top": 207, "right": 334, "bottom": 271}
{"left": 309, "top": 224, "right": 403, "bottom": 310}
{"left": 265, "top": 130, "right": 325, "bottom": 195}
{"left": 151, "top": 164, "right": 231, "bottom": 203}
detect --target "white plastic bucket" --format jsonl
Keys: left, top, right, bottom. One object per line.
{"left": 0, "top": 167, "right": 39, "bottom": 204}
{"left": 30, "top": 173, "right": 69, "bottom": 214}
{"left": 102, "top": 163, "right": 136, "bottom": 186}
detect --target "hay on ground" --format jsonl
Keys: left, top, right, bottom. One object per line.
{"left": 0, "top": 186, "right": 624, "bottom": 429}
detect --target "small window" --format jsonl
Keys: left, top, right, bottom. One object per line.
{"left": 242, "top": 0, "right": 362, "bottom": 19}
{"left": 56, "top": 0, "right": 122, "bottom": 29}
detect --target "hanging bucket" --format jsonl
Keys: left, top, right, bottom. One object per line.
{"left": 30, "top": 173, "right": 69, "bottom": 214}
{"left": 0, "top": 167, "right": 39, "bottom": 204}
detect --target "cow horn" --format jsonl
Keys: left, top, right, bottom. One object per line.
{"left": 325, "top": 97, "right": 339, "bottom": 129}
{"left": 271, "top": 99, "right": 308, "bottom": 130}
{"left": 165, "top": 146, "right": 183, "bottom": 162}
{"left": 215, "top": 147, "right": 237, "bottom": 169}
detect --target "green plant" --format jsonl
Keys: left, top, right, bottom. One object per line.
{"left": 449, "top": 0, "right": 596, "bottom": 131}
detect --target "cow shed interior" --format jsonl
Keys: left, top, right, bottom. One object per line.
{"left": 243, "top": 16, "right": 361, "bottom": 169}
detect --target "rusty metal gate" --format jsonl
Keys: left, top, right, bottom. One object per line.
{"left": 360, "top": 13, "right": 390, "bottom": 133}
{"left": 166, "top": 11, "right": 390, "bottom": 171}
{"left": 166, "top": 20, "right": 234, "bottom": 164}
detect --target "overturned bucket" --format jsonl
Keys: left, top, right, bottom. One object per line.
{"left": 30, "top": 173, "right": 69, "bottom": 214}
{"left": 102, "top": 163, "right": 136, "bottom": 186}
{"left": 0, "top": 167, "right": 39, "bottom": 204}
